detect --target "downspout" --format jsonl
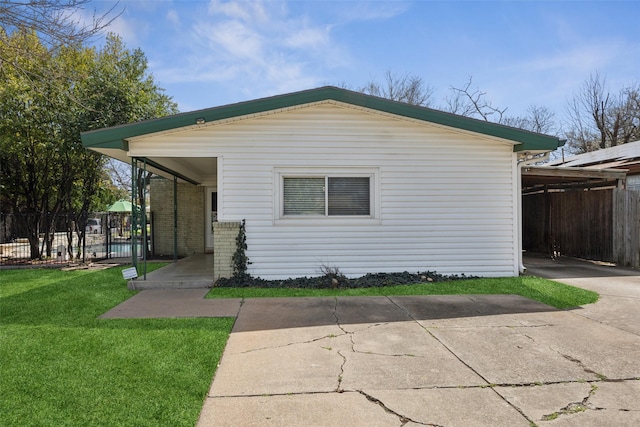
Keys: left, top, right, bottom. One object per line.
{"left": 517, "top": 152, "right": 549, "bottom": 273}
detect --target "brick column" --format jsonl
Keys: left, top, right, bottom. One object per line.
{"left": 150, "top": 177, "right": 204, "bottom": 256}
{"left": 213, "top": 221, "right": 241, "bottom": 281}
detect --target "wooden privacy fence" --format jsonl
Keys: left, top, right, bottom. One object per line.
{"left": 523, "top": 188, "right": 639, "bottom": 268}
{"left": 613, "top": 189, "right": 640, "bottom": 268}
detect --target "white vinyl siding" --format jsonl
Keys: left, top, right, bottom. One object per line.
{"left": 130, "top": 101, "right": 519, "bottom": 279}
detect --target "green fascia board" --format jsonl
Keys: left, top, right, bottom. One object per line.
{"left": 81, "top": 86, "right": 564, "bottom": 152}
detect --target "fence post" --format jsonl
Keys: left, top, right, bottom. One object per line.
{"left": 613, "top": 188, "right": 640, "bottom": 268}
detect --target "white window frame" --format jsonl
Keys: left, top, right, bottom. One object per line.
{"left": 274, "top": 167, "right": 380, "bottom": 225}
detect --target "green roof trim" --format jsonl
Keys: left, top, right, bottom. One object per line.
{"left": 81, "top": 86, "right": 564, "bottom": 152}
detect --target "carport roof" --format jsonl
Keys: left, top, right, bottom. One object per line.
{"left": 81, "top": 86, "right": 564, "bottom": 154}
{"left": 522, "top": 165, "right": 627, "bottom": 193}
{"left": 548, "top": 140, "right": 640, "bottom": 176}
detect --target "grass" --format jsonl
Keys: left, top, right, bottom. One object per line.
{"left": 0, "top": 264, "right": 234, "bottom": 427}
{"left": 207, "top": 276, "right": 599, "bottom": 310}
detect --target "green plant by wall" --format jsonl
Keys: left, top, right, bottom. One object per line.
{"left": 232, "top": 219, "right": 251, "bottom": 277}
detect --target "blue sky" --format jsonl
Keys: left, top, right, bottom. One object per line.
{"left": 87, "top": 0, "right": 639, "bottom": 128}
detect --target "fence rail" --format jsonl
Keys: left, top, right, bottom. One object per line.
{"left": 0, "top": 212, "right": 150, "bottom": 267}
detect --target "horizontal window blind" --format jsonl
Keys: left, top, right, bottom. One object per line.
{"left": 283, "top": 177, "right": 325, "bottom": 215}
{"left": 328, "top": 177, "right": 370, "bottom": 215}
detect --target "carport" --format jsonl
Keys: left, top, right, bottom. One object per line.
{"left": 522, "top": 165, "right": 639, "bottom": 268}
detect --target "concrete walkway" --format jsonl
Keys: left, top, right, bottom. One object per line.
{"left": 127, "top": 254, "right": 215, "bottom": 290}
{"left": 102, "top": 256, "right": 640, "bottom": 426}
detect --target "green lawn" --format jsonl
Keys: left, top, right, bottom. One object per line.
{"left": 208, "top": 276, "right": 599, "bottom": 310}
{"left": 0, "top": 265, "right": 234, "bottom": 427}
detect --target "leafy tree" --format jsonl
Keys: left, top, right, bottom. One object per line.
{"left": 0, "top": 29, "right": 177, "bottom": 260}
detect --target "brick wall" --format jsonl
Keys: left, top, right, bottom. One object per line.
{"left": 150, "top": 177, "right": 204, "bottom": 256}
{"left": 213, "top": 221, "right": 240, "bottom": 280}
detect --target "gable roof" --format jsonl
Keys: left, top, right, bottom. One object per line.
{"left": 81, "top": 86, "right": 564, "bottom": 153}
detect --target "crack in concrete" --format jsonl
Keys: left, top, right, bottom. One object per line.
{"left": 333, "top": 297, "right": 351, "bottom": 393}
{"left": 355, "top": 350, "right": 422, "bottom": 358}
{"left": 426, "top": 323, "right": 556, "bottom": 330}
{"left": 208, "top": 378, "right": 639, "bottom": 399}
{"left": 559, "top": 353, "right": 607, "bottom": 379}
{"left": 356, "top": 390, "right": 434, "bottom": 426}
{"left": 384, "top": 296, "right": 493, "bottom": 383}
{"left": 541, "top": 383, "right": 602, "bottom": 421}
{"left": 385, "top": 296, "right": 538, "bottom": 426}
{"left": 238, "top": 332, "right": 346, "bottom": 354}
{"left": 336, "top": 350, "right": 346, "bottom": 392}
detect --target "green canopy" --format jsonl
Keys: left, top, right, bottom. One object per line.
{"left": 108, "top": 199, "right": 133, "bottom": 212}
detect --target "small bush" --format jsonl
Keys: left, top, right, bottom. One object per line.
{"left": 214, "top": 270, "right": 477, "bottom": 289}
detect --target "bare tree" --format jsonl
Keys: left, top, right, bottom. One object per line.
{"left": 0, "top": 0, "right": 120, "bottom": 47}
{"left": 502, "top": 105, "right": 556, "bottom": 134}
{"left": 360, "top": 70, "right": 435, "bottom": 107}
{"left": 444, "top": 76, "right": 507, "bottom": 121}
{"left": 565, "top": 73, "right": 640, "bottom": 153}
{"left": 443, "top": 76, "right": 556, "bottom": 135}
{"left": 105, "top": 158, "right": 132, "bottom": 193}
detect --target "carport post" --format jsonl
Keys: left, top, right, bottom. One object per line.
{"left": 131, "top": 158, "right": 150, "bottom": 278}
{"left": 141, "top": 158, "right": 147, "bottom": 280}
{"left": 131, "top": 158, "right": 137, "bottom": 269}
{"left": 173, "top": 175, "right": 178, "bottom": 263}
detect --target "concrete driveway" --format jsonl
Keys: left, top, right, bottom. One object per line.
{"left": 196, "top": 258, "right": 640, "bottom": 427}
{"left": 524, "top": 254, "right": 640, "bottom": 336}
{"left": 103, "top": 256, "right": 640, "bottom": 426}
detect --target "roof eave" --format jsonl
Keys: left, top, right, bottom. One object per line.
{"left": 81, "top": 86, "right": 565, "bottom": 153}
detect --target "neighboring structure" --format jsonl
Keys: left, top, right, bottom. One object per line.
{"left": 82, "top": 87, "right": 563, "bottom": 280}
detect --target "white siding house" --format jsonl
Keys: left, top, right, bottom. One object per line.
{"left": 82, "top": 87, "right": 563, "bottom": 279}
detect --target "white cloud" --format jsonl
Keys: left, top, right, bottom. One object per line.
{"left": 333, "top": 1, "right": 410, "bottom": 23}
{"left": 514, "top": 43, "right": 623, "bottom": 74}
{"left": 107, "top": 15, "right": 142, "bottom": 45}
{"left": 158, "top": 0, "right": 348, "bottom": 93}
{"left": 195, "top": 19, "right": 264, "bottom": 60}
{"left": 208, "top": 0, "right": 270, "bottom": 24}
{"left": 149, "top": 0, "right": 412, "bottom": 107}
{"left": 166, "top": 10, "right": 180, "bottom": 26}
{"left": 284, "top": 26, "right": 331, "bottom": 49}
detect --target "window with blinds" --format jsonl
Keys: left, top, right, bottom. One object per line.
{"left": 283, "top": 177, "right": 325, "bottom": 215}
{"left": 283, "top": 176, "right": 371, "bottom": 216}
